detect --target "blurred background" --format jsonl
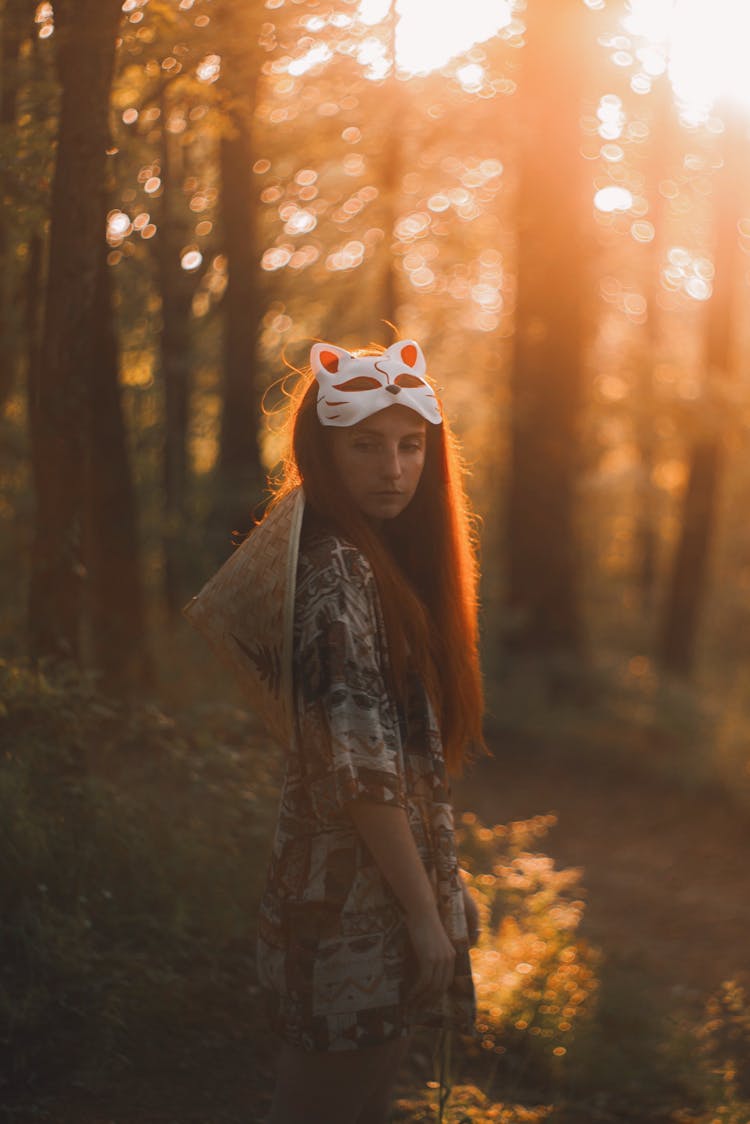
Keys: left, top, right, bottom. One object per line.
{"left": 2, "top": 1, "right": 750, "bottom": 1121}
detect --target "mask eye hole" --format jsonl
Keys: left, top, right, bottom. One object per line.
{"left": 332, "top": 376, "right": 382, "bottom": 391}
{"left": 394, "top": 373, "right": 424, "bottom": 388}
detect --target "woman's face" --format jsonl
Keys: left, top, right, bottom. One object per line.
{"left": 328, "top": 404, "right": 427, "bottom": 524}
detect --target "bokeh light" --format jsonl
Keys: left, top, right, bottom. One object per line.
{"left": 625, "top": 0, "right": 750, "bottom": 122}
{"left": 357, "top": 0, "right": 513, "bottom": 74}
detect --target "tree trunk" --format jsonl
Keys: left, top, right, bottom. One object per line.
{"left": 82, "top": 248, "right": 152, "bottom": 692}
{"left": 635, "top": 75, "right": 675, "bottom": 614}
{"left": 379, "top": 110, "right": 399, "bottom": 331}
{"left": 506, "top": 0, "right": 588, "bottom": 656}
{"left": 210, "top": 123, "right": 264, "bottom": 553}
{"left": 0, "top": 0, "right": 29, "bottom": 409}
{"left": 200, "top": 0, "right": 266, "bottom": 556}
{"left": 380, "top": 0, "right": 399, "bottom": 331}
{"left": 27, "top": 0, "right": 122, "bottom": 664}
{"left": 659, "top": 440, "right": 722, "bottom": 675}
{"left": 154, "top": 86, "right": 194, "bottom": 620}
{"left": 658, "top": 110, "right": 743, "bottom": 676}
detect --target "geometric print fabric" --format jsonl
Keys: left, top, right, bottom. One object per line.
{"left": 256, "top": 529, "right": 477, "bottom": 1052}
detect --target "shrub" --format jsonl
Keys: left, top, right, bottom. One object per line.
{"left": 0, "top": 658, "right": 279, "bottom": 1094}
{"left": 693, "top": 980, "right": 750, "bottom": 1123}
{"left": 457, "top": 810, "right": 599, "bottom": 1088}
{"left": 397, "top": 812, "right": 600, "bottom": 1121}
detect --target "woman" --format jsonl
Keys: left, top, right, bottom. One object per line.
{"left": 185, "top": 338, "right": 485, "bottom": 1124}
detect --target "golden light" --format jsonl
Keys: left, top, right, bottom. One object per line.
{"left": 35, "top": 1, "right": 53, "bottom": 37}
{"left": 357, "top": 0, "right": 513, "bottom": 75}
{"left": 181, "top": 249, "right": 203, "bottom": 271}
{"left": 196, "top": 54, "right": 221, "bottom": 84}
{"left": 594, "top": 185, "right": 634, "bottom": 213}
{"left": 624, "top": 0, "right": 750, "bottom": 122}
{"left": 660, "top": 247, "right": 714, "bottom": 301}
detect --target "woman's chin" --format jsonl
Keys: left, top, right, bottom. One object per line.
{"left": 361, "top": 494, "right": 410, "bottom": 521}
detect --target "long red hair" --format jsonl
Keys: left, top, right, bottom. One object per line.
{"left": 269, "top": 348, "right": 486, "bottom": 776}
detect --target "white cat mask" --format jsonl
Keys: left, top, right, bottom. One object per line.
{"left": 310, "top": 339, "right": 442, "bottom": 428}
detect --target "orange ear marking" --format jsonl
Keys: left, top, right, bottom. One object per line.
{"left": 401, "top": 343, "right": 417, "bottom": 367}
{"left": 320, "top": 350, "right": 340, "bottom": 373}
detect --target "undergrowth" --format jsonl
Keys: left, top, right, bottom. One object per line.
{"left": 2, "top": 656, "right": 750, "bottom": 1124}
{"left": 0, "top": 657, "right": 279, "bottom": 1098}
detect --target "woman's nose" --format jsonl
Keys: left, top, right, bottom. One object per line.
{"left": 381, "top": 445, "right": 402, "bottom": 478}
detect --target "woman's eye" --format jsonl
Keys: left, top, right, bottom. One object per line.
{"left": 402, "top": 442, "right": 423, "bottom": 452}
{"left": 333, "top": 376, "right": 382, "bottom": 391}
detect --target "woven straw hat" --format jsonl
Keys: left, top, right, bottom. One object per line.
{"left": 182, "top": 486, "right": 305, "bottom": 749}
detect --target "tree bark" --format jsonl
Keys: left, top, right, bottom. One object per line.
{"left": 82, "top": 248, "right": 152, "bottom": 692}
{"left": 0, "top": 0, "right": 30, "bottom": 409}
{"left": 204, "top": 0, "right": 267, "bottom": 556}
{"left": 154, "top": 86, "right": 194, "bottom": 620}
{"left": 506, "top": 0, "right": 588, "bottom": 656}
{"left": 379, "top": 0, "right": 399, "bottom": 331}
{"left": 659, "top": 440, "right": 722, "bottom": 675}
{"left": 27, "top": 0, "right": 122, "bottom": 664}
{"left": 658, "top": 110, "right": 743, "bottom": 676}
{"left": 635, "top": 75, "right": 675, "bottom": 614}
{"left": 210, "top": 122, "right": 264, "bottom": 552}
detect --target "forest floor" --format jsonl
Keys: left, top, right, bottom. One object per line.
{"left": 464, "top": 723, "right": 750, "bottom": 1016}
{"left": 10, "top": 722, "right": 750, "bottom": 1124}
{"left": 448, "top": 721, "right": 750, "bottom": 1123}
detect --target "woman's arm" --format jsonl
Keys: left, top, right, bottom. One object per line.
{"left": 459, "top": 869, "right": 480, "bottom": 947}
{"left": 345, "top": 799, "right": 456, "bottom": 1006}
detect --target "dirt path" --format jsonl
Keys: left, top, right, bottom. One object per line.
{"left": 457, "top": 728, "right": 750, "bottom": 1015}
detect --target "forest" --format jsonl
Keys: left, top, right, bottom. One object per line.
{"left": 2, "top": 0, "right": 750, "bottom": 1121}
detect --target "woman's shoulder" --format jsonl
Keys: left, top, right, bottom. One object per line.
{"left": 297, "top": 529, "right": 374, "bottom": 595}
{"left": 294, "top": 530, "right": 383, "bottom": 638}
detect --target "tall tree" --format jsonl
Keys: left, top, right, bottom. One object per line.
{"left": 634, "top": 75, "right": 676, "bottom": 614}
{"left": 658, "top": 108, "right": 745, "bottom": 676}
{"left": 154, "top": 81, "right": 196, "bottom": 620}
{"left": 210, "top": 98, "right": 264, "bottom": 549}
{"left": 82, "top": 247, "right": 152, "bottom": 691}
{"left": 27, "top": 0, "right": 123, "bottom": 664}
{"left": 506, "top": 0, "right": 589, "bottom": 656}
{"left": 0, "top": 0, "right": 30, "bottom": 409}
{"left": 379, "top": 0, "right": 400, "bottom": 330}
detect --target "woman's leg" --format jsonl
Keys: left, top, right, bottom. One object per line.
{"left": 267, "top": 1033, "right": 412, "bottom": 1124}
{"left": 355, "top": 1031, "right": 412, "bottom": 1124}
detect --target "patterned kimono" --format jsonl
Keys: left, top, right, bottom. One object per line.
{"left": 256, "top": 530, "right": 477, "bottom": 1052}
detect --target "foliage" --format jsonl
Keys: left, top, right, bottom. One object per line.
{"left": 455, "top": 813, "right": 599, "bottom": 1092}
{"left": 0, "top": 657, "right": 279, "bottom": 1094}
{"left": 3, "top": 0, "right": 750, "bottom": 1115}
{"left": 392, "top": 1085, "right": 552, "bottom": 1124}
{"left": 387, "top": 811, "right": 599, "bottom": 1121}
{"left": 692, "top": 981, "right": 750, "bottom": 1123}
{"left": 4, "top": 657, "right": 750, "bottom": 1124}
{"left": 485, "top": 652, "right": 750, "bottom": 808}
{"left": 0, "top": 657, "right": 598, "bottom": 1115}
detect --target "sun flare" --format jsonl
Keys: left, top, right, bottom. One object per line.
{"left": 624, "top": 0, "right": 750, "bottom": 122}
{"left": 357, "top": 0, "right": 513, "bottom": 75}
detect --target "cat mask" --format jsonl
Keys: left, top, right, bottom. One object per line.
{"left": 310, "top": 339, "right": 443, "bottom": 427}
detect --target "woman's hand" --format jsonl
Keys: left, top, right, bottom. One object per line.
{"left": 342, "top": 801, "right": 459, "bottom": 1006}
{"left": 461, "top": 877, "right": 480, "bottom": 948}
{"left": 404, "top": 903, "right": 456, "bottom": 1007}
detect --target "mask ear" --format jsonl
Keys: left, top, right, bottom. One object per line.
{"left": 384, "top": 339, "right": 427, "bottom": 377}
{"left": 310, "top": 342, "right": 352, "bottom": 379}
